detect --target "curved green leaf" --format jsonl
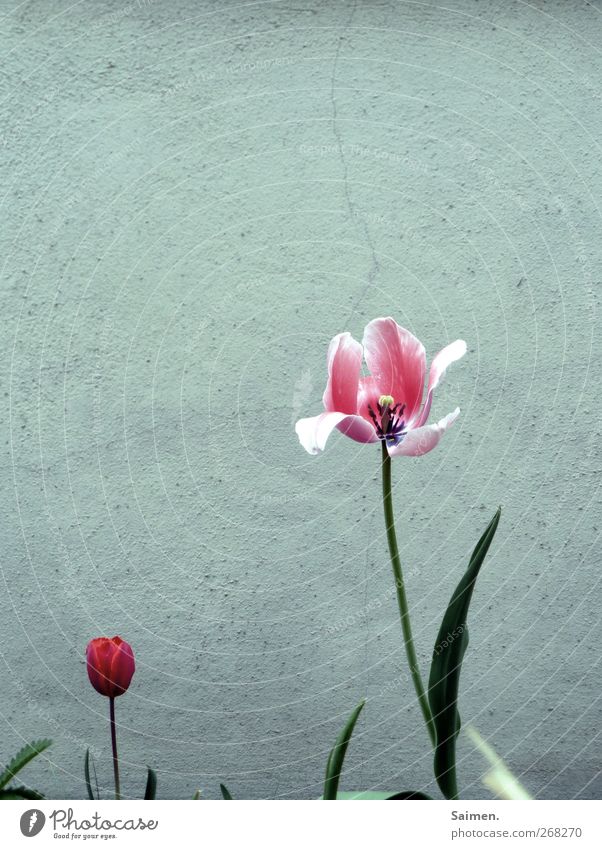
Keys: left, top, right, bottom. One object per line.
{"left": 144, "top": 768, "right": 157, "bottom": 800}
{"left": 0, "top": 785, "right": 45, "bottom": 800}
{"left": 0, "top": 740, "right": 52, "bottom": 789}
{"left": 386, "top": 790, "right": 432, "bottom": 800}
{"left": 220, "top": 783, "right": 233, "bottom": 800}
{"left": 467, "top": 726, "right": 532, "bottom": 800}
{"left": 329, "top": 791, "right": 389, "bottom": 799}
{"left": 323, "top": 700, "right": 365, "bottom": 800}
{"left": 428, "top": 508, "right": 501, "bottom": 800}
{"left": 84, "top": 749, "right": 95, "bottom": 801}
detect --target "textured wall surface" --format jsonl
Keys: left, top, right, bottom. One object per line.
{"left": 1, "top": 0, "right": 601, "bottom": 800}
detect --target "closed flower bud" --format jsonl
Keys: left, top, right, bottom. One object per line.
{"left": 86, "top": 636, "right": 135, "bottom": 699}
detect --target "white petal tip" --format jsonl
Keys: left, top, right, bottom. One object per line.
{"left": 294, "top": 418, "right": 322, "bottom": 455}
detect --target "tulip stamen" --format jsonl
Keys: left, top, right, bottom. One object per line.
{"left": 369, "top": 399, "right": 407, "bottom": 445}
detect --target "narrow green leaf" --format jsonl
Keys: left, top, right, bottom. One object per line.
{"left": 0, "top": 786, "right": 45, "bottom": 800}
{"left": 386, "top": 790, "right": 432, "bottom": 800}
{"left": 92, "top": 752, "right": 100, "bottom": 800}
{"left": 467, "top": 726, "right": 532, "bottom": 800}
{"left": 144, "top": 768, "right": 157, "bottom": 800}
{"left": 326, "top": 791, "right": 389, "bottom": 800}
{"left": 84, "top": 749, "right": 95, "bottom": 801}
{"left": 192, "top": 789, "right": 201, "bottom": 800}
{"left": 0, "top": 740, "right": 52, "bottom": 789}
{"left": 219, "top": 783, "right": 233, "bottom": 800}
{"left": 323, "top": 700, "right": 365, "bottom": 800}
{"left": 428, "top": 508, "right": 501, "bottom": 800}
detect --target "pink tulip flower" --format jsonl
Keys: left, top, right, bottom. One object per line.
{"left": 295, "top": 317, "right": 466, "bottom": 457}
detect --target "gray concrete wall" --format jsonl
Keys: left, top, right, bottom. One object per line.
{"left": 1, "top": 0, "right": 600, "bottom": 799}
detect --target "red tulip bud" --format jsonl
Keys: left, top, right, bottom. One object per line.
{"left": 86, "top": 637, "right": 135, "bottom": 698}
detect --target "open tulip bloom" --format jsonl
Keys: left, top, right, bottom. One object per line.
{"left": 296, "top": 318, "right": 502, "bottom": 799}
{"left": 295, "top": 317, "right": 466, "bottom": 458}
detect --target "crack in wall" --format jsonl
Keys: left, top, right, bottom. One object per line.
{"left": 329, "top": 0, "right": 381, "bottom": 326}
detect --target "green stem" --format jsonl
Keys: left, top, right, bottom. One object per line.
{"left": 109, "top": 697, "right": 121, "bottom": 800}
{"left": 381, "top": 441, "right": 436, "bottom": 747}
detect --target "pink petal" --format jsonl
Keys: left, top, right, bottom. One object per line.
{"left": 415, "top": 339, "right": 466, "bottom": 426}
{"left": 386, "top": 408, "right": 460, "bottom": 457}
{"left": 362, "top": 318, "right": 426, "bottom": 421}
{"left": 356, "top": 375, "right": 381, "bottom": 423}
{"left": 322, "top": 332, "right": 363, "bottom": 414}
{"left": 295, "top": 412, "right": 377, "bottom": 455}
